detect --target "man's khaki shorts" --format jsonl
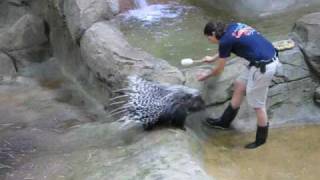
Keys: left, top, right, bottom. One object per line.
{"left": 237, "top": 58, "right": 280, "bottom": 108}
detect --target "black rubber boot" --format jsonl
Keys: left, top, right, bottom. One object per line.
{"left": 204, "top": 104, "right": 239, "bottom": 129}
{"left": 245, "top": 123, "right": 269, "bottom": 149}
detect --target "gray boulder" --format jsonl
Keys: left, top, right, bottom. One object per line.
{"left": 184, "top": 59, "right": 247, "bottom": 106}
{"left": 315, "top": 86, "right": 320, "bottom": 106}
{"left": 195, "top": 0, "right": 320, "bottom": 17}
{"left": 292, "top": 12, "right": 320, "bottom": 77}
{"left": 0, "top": 13, "right": 49, "bottom": 70}
{"left": 271, "top": 47, "right": 310, "bottom": 84}
{"left": 63, "top": 0, "right": 119, "bottom": 42}
{"left": 80, "top": 21, "right": 184, "bottom": 92}
{"left": 21, "top": 0, "right": 183, "bottom": 104}
{"left": 186, "top": 47, "right": 320, "bottom": 132}
{"left": 0, "top": 0, "right": 30, "bottom": 28}
{"left": 0, "top": 14, "right": 47, "bottom": 51}
{"left": 0, "top": 52, "right": 16, "bottom": 75}
{"left": 0, "top": 72, "right": 210, "bottom": 180}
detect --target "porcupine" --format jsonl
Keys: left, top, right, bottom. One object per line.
{"left": 109, "top": 76, "right": 205, "bottom": 130}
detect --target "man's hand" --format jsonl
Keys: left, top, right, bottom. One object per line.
{"left": 202, "top": 54, "right": 219, "bottom": 63}
{"left": 202, "top": 56, "right": 214, "bottom": 63}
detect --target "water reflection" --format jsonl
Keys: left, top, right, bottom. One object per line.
{"left": 123, "top": 4, "right": 189, "bottom": 23}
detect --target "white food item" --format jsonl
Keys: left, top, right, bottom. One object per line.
{"left": 181, "top": 58, "right": 194, "bottom": 66}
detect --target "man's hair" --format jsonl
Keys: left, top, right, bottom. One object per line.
{"left": 203, "top": 21, "right": 227, "bottom": 40}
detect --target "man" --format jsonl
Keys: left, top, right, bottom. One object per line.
{"left": 198, "top": 21, "right": 280, "bottom": 149}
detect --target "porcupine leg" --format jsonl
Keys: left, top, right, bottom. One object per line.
{"left": 171, "top": 106, "right": 187, "bottom": 131}
{"left": 143, "top": 122, "right": 155, "bottom": 131}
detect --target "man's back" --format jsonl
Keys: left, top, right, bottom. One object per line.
{"left": 219, "top": 23, "right": 275, "bottom": 62}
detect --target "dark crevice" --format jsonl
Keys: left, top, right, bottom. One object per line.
{"left": 297, "top": 44, "right": 320, "bottom": 78}
{"left": 43, "top": 20, "right": 50, "bottom": 42}
{"left": 6, "top": 43, "right": 48, "bottom": 52}
{"left": 270, "top": 75, "right": 310, "bottom": 87}
{"left": 7, "top": 0, "right": 30, "bottom": 7}
{"left": 75, "top": 29, "right": 86, "bottom": 46}
{"left": 280, "top": 61, "right": 310, "bottom": 71}
{"left": 112, "top": 51, "right": 144, "bottom": 62}
{"left": 1, "top": 51, "right": 18, "bottom": 72}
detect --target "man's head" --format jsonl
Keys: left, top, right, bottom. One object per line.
{"left": 204, "top": 21, "right": 226, "bottom": 44}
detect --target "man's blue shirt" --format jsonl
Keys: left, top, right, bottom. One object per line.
{"left": 219, "top": 23, "right": 275, "bottom": 62}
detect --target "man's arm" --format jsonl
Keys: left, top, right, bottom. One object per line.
{"left": 197, "top": 57, "right": 226, "bottom": 81}
{"left": 211, "top": 57, "right": 226, "bottom": 76}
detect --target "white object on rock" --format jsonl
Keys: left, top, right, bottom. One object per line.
{"left": 273, "top": 39, "right": 295, "bottom": 51}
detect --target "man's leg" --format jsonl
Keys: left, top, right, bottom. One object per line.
{"left": 205, "top": 80, "right": 246, "bottom": 129}
{"left": 245, "top": 107, "right": 269, "bottom": 149}
{"left": 245, "top": 64, "right": 276, "bottom": 149}
{"left": 231, "top": 80, "right": 246, "bottom": 108}
{"left": 255, "top": 107, "right": 268, "bottom": 127}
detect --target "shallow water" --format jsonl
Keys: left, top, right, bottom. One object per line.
{"left": 204, "top": 125, "right": 320, "bottom": 180}
{"left": 118, "top": 1, "right": 320, "bottom": 67}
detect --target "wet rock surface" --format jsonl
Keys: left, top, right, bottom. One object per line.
{"left": 0, "top": 60, "right": 210, "bottom": 180}
{"left": 292, "top": 12, "right": 320, "bottom": 77}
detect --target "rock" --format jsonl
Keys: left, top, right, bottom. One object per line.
{"left": 185, "top": 58, "right": 247, "bottom": 106}
{"left": 36, "top": 1, "right": 184, "bottom": 104}
{"left": 258, "top": 47, "right": 320, "bottom": 130}
{"left": 292, "top": 12, "right": 320, "bottom": 77}
{"left": 80, "top": 21, "right": 184, "bottom": 94}
{"left": 314, "top": 86, "right": 320, "bottom": 106}
{"left": 49, "top": 0, "right": 64, "bottom": 16}
{"left": 0, "top": 59, "right": 210, "bottom": 180}
{"left": 106, "top": 0, "right": 120, "bottom": 15}
{"left": 7, "top": 0, "right": 32, "bottom": 6}
{"left": 195, "top": 0, "right": 320, "bottom": 17}
{"left": 119, "top": 0, "right": 135, "bottom": 12}
{"left": 0, "top": 14, "right": 47, "bottom": 51}
{"left": 275, "top": 47, "right": 310, "bottom": 82}
{"left": 0, "top": 0, "right": 30, "bottom": 28}
{"left": 0, "top": 52, "right": 16, "bottom": 75}
{"left": 0, "top": 13, "right": 50, "bottom": 69}
{"left": 5, "top": 45, "right": 51, "bottom": 68}
{"left": 187, "top": 47, "right": 320, "bottom": 132}
{"left": 63, "top": 0, "right": 119, "bottom": 42}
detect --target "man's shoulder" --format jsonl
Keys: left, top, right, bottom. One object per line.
{"left": 228, "top": 22, "right": 239, "bottom": 27}
{"left": 220, "top": 34, "right": 234, "bottom": 45}
{"left": 221, "top": 26, "right": 236, "bottom": 43}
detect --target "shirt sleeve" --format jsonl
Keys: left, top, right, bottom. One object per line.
{"left": 219, "top": 40, "right": 233, "bottom": 58}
